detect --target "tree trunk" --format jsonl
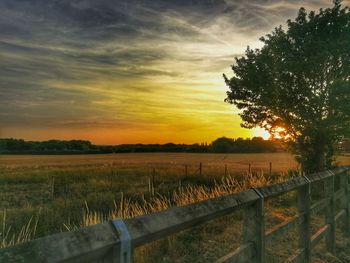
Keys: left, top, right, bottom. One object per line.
{"left": 297, "top": 131, "right": 331, "bottom": 173}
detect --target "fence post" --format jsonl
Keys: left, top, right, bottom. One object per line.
{"left": 299, "top": 176, "right": 311, "bottom": 262}
{"left": 152, "top": 168, "right": 156, "bottom": 186}
{"left": 269, "top": 162, "right": 272, "bottom": 175}
{"left": 148, "top": 178, "right": 154, "bottom": 196}
{"left": 347, "top": 168, "right": 350, "bottom": 234}
{"left": 325, "top": 170, "right": 335, "bottom": 253}
{"left": 347, "top": 168, "right": 350, "bottom": 235}
{"left": 51, "top": 175, "right": 55, "bottom": 200}
{"left": 225, "top": 164, "right": 227, "bottom": 177}
{"left": 243, "top": 189, "right": 265, "bottom": 263}
{"left": 199, "top": 163, "right": 202, "bottom": 176}
{"left": 340, "top": 169, "right": 350, "bottom": 233}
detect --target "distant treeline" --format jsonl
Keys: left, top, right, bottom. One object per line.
{"left": 0, "top": 137, "right": 283, "bottom": 154}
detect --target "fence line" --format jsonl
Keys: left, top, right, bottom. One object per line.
{"left": 0, "top": 167, "right": 349, "bottom": 262}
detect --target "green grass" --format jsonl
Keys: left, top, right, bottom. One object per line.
{"left": 0, "top": 154, "right": 288, "bottom": 249}
{"left": 1, "top": 153, "right": 350, "bottom": 262}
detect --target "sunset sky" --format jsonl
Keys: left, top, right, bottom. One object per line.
{"left": 1, "top": 0, "right": 348, "bottom": 144}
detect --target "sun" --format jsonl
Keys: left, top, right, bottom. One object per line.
{"left": 252, "top": 128, "right": 271, "bottom": 140}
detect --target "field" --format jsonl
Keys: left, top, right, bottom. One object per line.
{"left": 1, "top": 152, "right": 350, "bottom": 262}
{"left": 0, "top": 152, "right": 299, "bottom": 170}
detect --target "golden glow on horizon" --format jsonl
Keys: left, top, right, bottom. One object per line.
{"left": 252, "top": 128, "right": 271, "bottom": 140}
{"left": 0, "top": 43, "right": 274, "bottom": 144}
{"left": 1, "top": 65, "right": 274, "bottom": 144}
{"left": 2, "top": 120, "right": 267, "bottom": 145}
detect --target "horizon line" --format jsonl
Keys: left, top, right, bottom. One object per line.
{"left": 0, "top": 136, "right": 275, "bottom": 146}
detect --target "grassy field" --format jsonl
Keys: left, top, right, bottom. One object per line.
{"left": 0, "top": 152, "right": 299, "bottom": 171}
{"left": 1, "top": 152, "right": 350, "bottom": 262}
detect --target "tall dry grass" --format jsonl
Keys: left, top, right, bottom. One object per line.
{"left": 0, "top": 209, "right": 40, "bottom": 249}
{"left": 72, "top": 171, "right": 286, "bottom": 229}
{"left": 3, "top": 170, "right": 288, "bottom": 248}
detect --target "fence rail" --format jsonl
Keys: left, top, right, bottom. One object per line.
{"left": 0, "top": 167, "right": 349, "bottom": 263}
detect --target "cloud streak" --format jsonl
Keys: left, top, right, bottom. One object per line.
{"left": 1, "top": 0, "right": 347, "bottom": 143}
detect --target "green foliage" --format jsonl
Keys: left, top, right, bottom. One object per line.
{"left": 211, "top": 136, "right": 279, "bottom": 153}
{"left": 224, "top": 1, "right": 350, "bottom": 172}
{"left": 0, "top": 137, "right": 281, "bottom": 154}
{"left": 0, "top": 139, "right": 93, "bottom": 154}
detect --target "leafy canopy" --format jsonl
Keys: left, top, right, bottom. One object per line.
{"left": 224, "top": 0, "right": 350, "bottom": 171}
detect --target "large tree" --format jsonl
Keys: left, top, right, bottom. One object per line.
{"left": 224, "top": 0, "right": 350, "bottom": 173}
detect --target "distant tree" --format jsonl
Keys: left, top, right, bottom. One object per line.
{"left": 224, "top": 0, "right": 350, "bottom": 172}
{"left": 211, "top": 137, "right": 234, "bottom": 153}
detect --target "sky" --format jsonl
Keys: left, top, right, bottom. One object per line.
{"left": 0, "top": 0, "right": 348, "bottom": 144}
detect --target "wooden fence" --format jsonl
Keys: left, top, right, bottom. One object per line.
{"left": 0, "top": 167, "right": 349, "bottom": 263}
